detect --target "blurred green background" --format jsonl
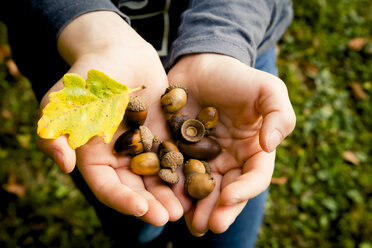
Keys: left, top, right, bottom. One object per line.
{"left": 1, "top": 1, "right": 371, "bottom": 247}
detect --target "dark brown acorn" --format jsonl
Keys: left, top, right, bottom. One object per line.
{"left": 130, "top": 152, "right": 160, "bottom": 176}
{"left": 180, "top": 119, "right": 205, "bottom": 143}
{"left": 185, "top": 173, "right": 216, "bottom": 199}
{"left": 125, "top": 96, "right": 148, "bottom": 127}
{"left": 161, "top": 84, "right": 188, "bottom": 113}
{"left": 166, "top": 112, "right": 189, "bottom": 137}
{"left": 114, "top": 129, "right": 143, "bottom": 156}
{"left": 196, "top": 107, "right": 219, "bottom": 135}
{"left": 178, "top": 137, "right": 222, "bottom": 160}
{"left": 114, "top": 125, "right": 157, "bottom": 156}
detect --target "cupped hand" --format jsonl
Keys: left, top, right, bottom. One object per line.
{"left": 37, "top": 12, "right": 183, "bottom": 226}
{"left": 167, "top": 53, "right": 296, "bottom": 235}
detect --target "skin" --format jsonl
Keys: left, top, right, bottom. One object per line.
{"left": 37, "top": 11, "right": 183, "bottom": 226}
{"left": 37, "top": 11, "right": 296, "bottom": 237}
{"left": 167, "top": 53, "right": 296, "bottom": 236}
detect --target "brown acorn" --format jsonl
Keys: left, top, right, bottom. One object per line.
{"left": 114, "top": 125, "right": 158, "bottom": 156}
{"left": 157, "top": 141, "right": 179, "bottom": 160}
{"left": 183, "top": 159, "right": 206, "bottom": 175}
{"left": 161, "top": 151, "right": 184, "bottom": 172}
{"left": 178, "top": 137, "right": 222, "bottom": 161}
{"left": 161, "top": 84, "right": 188, "bottom": 113}
{"left": 125, "top": 96, "right": 148, "bottom": 127}
{"left": 196, "top": 107, "right": 219, "bottom": 135}
{"left": 167, "top": 112, "right": 189, "bottom": 136}
{"left": 185, "top": 173, "right": 216, "bottom": 199}
{"left": 180, "top": 119, "right": 205, "bottom": 143}
{"left": 158, "top": 168, "right": 179, "bottom": 184}
{"left": 130, "top": 152, "right": 160, "bottom": 176}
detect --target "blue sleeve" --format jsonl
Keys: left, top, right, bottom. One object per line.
{"left": 167, "top": 0, "right": 293, "bottom": 68}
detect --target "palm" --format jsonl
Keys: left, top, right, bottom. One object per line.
{"left": 39, "top": 48, "right": 183, "bottom": 226}
{"left": 168, "top": 53, "right": 294, "bottom": 235}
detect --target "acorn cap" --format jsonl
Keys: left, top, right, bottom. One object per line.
{"left": 161, "top": 151, "right": 184, "bottom": 172}
{"left": 158, "top": 168, "right": 179, "bottom": 184}
{"left": 139, "top": 125, "right": 156, "bottom": 152}
{"left": 181, "top": 119, "right": 205, "bottom": 143}
{"left": 127, "top": 96, "right": 147, "bottom": 112}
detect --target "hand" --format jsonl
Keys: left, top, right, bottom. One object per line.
{"left": 167, "top": 53, "right": 296, "bottom": 235}
{"left": 37, "top": 12, "right": 183, "bottom": 226}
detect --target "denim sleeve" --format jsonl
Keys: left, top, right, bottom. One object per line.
{"left": 167, "top": 0, "right": 293, "bottom": 68}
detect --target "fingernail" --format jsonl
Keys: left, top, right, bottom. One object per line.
{"left": 267, "top": 130, "right": 282, "bottom": 152}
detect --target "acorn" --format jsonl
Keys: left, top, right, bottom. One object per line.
{"left": 157, "top": 141, "right": 179, "bottom": 160}
{"left": 196, "top": 107, "right": 219, "bottom": 135}
{"left": 158, "top": 168, "right": 179, "bottom": 184}
{"left": 185, "top": 173, "right": 216, "bottom": 200}
{"left": 130, "top": 152, "right": 160, "bottom": 176}
{"left": 114, "top": 125, "right": 158, "bottom": 156}
{"left": 125, "top": 96, "right": 148, "bottom": 127}
{"left": 180, "top": 119, "right": 205, "bottom": 143}
{"left": 178, "top": 137, "right": 222, "bottom": 160}
{"left": 183, "top": 159, "right": 207, "bottom": 175}
{"left": 167, "top": 112, "right": 189, "bottom": 137}
{"left": 161, "top": 84, "right": 188, "bottom": 113}
{"left": 161, "top": 151, "right": 184, "bottom": 172}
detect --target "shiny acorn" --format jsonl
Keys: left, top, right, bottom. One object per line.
{"left": 196, "top": 107, "right": 219, "bottom": 135}
{"left": 114, "top": 125, "right": 157, "bottom": 156}
{"left": 178, "top": 137, "right": 222, "bottom": 161}
{"left": 125, "top": 96, "right": 148, "bottom": 127}
{"left": 161, "top": 84, "right": 188, "bottom": 113}
{"left": 130, "top": 152, "right": 160, "bottom": 176}
{"left": 167, "top": 112, "right": 189, "bottom": 137}
{"left": 185, "top": 172, "right": 216, "bottom": 199}
{"left": 183, "top": 159, "right": 207, "bottom": 175}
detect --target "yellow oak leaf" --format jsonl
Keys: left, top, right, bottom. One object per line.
{"left": 37, "top": 69, "right": 142, "bottom": 149}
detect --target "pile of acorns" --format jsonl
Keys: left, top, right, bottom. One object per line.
{"left": 114, "top": 84, "right": 221, "bottom": 200}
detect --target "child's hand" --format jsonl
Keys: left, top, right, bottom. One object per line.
{"left": 168, "top": 53, "right": 296, "bottom": 235}
{"left": 37, "top": 11, "right": 183, "bottom": 226}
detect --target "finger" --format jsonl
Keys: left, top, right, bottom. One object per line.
{"left": 209, "top": 200, "right": 247, "bottom": 233}
{"left": 171, "top": 167, "right": 193, "bottom": 213}
{"left": 190, "top": 173, "right": 222, "bottom": 234}
{"left": 143, "top": 176, "right": 184, "bottom": 222}
{"left": 257, "top": 74, "right": 296, "bottom": 152}
{"left": 78, "top": 164, "right": 149, "bottom": 217}
{"left": 37, "top": 136, "right": 76, "bottom": 173}
{"left": 219, "top": 151, "right": 275, "bottom": 205}
{"left": 115, "top": 167, "right": 169, "bottom": 226}
{"left": 184, "top": 207, "right": 205, "bottom": 237}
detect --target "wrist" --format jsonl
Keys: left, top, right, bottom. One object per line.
{"left": 57, "top": 11, "right": 148, "bottom": 65}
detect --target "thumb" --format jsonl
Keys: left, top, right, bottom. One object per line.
{"left": 257, "top": 74, "right": 296, "bottom": 153}
{"left": 37, "top": 136, "right": 76, "bottom": 173}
